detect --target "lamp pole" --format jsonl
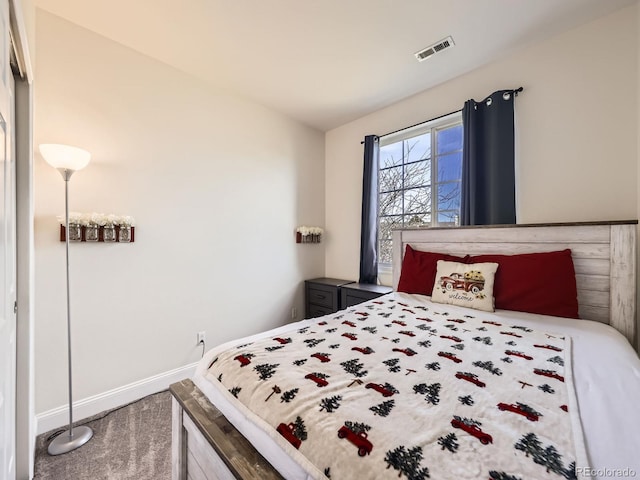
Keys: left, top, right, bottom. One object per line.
{"left": 63, "top": 169, "right": 74, "bottom": 440}
{"left": 41, "top": 146, "right": 94, "bottom": 456}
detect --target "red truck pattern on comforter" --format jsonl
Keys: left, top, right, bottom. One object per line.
{"left": 203, "top": 296, "right": 584, "bottom": 480}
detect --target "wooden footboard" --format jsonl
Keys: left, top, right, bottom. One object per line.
{"left": 170, "top": 379, "right": 283, "bottom": 480}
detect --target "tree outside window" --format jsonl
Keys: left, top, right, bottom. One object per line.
{"left": 378, "top": 115, "right": 463, "bottom": 265}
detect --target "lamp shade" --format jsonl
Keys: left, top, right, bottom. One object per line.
{"left": 39, "top": 144, "right": 91, "bottom": 171}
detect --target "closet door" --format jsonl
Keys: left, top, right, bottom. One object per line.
{"left": 0, "top": 0, "right": 17, "bottom": 477}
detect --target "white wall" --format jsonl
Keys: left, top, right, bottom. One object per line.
{"left": 325, "top": 5, "right": 639, "bottom": 284}
{"left": 34, "top": 10, "right": 325, "bottom": 414}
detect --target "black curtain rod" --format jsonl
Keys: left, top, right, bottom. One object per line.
{"left": 379, "top": 108, "right": 460, "bottom": 140}
{"left": 362, "top": 86, "right": 524, "bottom": 143}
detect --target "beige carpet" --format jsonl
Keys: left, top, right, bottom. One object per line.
{"left": 34, "top": 390, "right": 172, "bottom": 480}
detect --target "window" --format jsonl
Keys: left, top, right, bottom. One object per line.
{"left": 378, "top": 113, "right": 463, "bottom": 265}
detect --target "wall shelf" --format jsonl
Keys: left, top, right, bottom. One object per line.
{"left": 60, "top": 225, "right": 136, "bottom": 243}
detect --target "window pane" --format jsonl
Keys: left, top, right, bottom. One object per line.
{"left": 379, "top": 215, "right": 403, "bottom": 241}
{"left": 380, "top": 142, "right": 403, "bottom": 168}
{"left": 404, "top": 160, "right": 431, "bottom": 189}
{"left": 437, "top": 211, "right": 460, "bottom": 227}
{"left": 404, "top": 187, "right": 431, "bottom": 214}
{"left": 379, "top": 214, "right": 402, "bottom": 265}
{"left": 405, "top": 133, "right": 431, "bottom": 162}
{"left": 380, "top": 166, "right": 402, "bottom": 193}
{"left": 377, "top": 114, "right": 462, "bottom": 268}
{"left": 404, "top": 213, "right": 431, "bottom": 228}
{"left": 379, "top": 191, "right": 403, "bottom": 216}
{"left": 437, "top": 152, "right": 462, "bottom": 183}
{"left": 437, "top": 124, "right": 463, "bottom": 154}
{"left": 379, "top": 239, "right": 393, "bottom": 264}
{"left": 437, "top": 181, "right": 461, "bottom": 212}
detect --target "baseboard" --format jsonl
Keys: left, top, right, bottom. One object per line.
{"left": 36, "top": 362, "right": 198, "bottom": 435}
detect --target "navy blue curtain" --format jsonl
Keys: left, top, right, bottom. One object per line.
{"left": 359, "top": 135, "right": 379, "bottom": 284}
{"left": 461, "top": 89, "right": 517, "bottom": 225}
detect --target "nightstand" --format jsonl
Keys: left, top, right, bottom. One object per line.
{"left": 341, "top": 283, "right": 393, "bottom": 308}
{"left": 305, "top": 278, "right": 353, "bottom": 319}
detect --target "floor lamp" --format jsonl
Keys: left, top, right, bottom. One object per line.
{"left": 39, "top": 144, "right": 94, "bottom": 455}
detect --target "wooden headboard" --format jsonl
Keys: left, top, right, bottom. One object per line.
{"left": 392, "top": 221, "right": 637, "bottom": 346}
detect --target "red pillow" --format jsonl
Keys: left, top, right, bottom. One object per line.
{"left": 467, "top": 249, "right": 579, "bottom": 318}
{"left": 397, "top": 245, "right": 467, "bottom": 296}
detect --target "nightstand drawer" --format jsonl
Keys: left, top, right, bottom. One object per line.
{"left": 305, "top": 278, "right": 353, "bottom": 319}
{"left": 308, "top": 304, "right": 335, "bottom": 318}
{"left": 307, "top": 286, "right": 335, "bottom": 309}
{"left": 341, "top": 283, "right": 393, "bottom": 308}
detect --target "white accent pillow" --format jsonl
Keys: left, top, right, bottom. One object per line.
{"left": 431, "top": 260, "right": 499, "bottom": 312}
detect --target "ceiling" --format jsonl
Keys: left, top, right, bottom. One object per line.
{"left": 36, "top": 0, "right": 637, "bottom": 131}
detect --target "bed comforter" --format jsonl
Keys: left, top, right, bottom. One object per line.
{"left": 202, "top": 295, "right": 588, "bottom": 480}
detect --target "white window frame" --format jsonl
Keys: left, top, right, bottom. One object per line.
{"left": 377, "top": 111, "right": 463, "bottom": 274}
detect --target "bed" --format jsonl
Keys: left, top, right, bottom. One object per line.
{"left": 171, "top": 221, "right": 640, "bottom": 480}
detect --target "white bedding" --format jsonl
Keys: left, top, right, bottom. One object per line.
{"left": 193, "top": 293, "right": 640, "bottom": 480}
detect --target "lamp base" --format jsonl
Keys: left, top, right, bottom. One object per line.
{"left": 48, "top": 425, "right": 94, "bottom": 456}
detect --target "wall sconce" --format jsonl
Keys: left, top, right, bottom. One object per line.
{"left": 296, "top": 226, "right": 323, "bottom": 244}
{"left": 59, "top": 212, "right": 136, "bottom": 243}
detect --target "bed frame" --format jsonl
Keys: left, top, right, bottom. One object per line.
{"left": 171, "top": 220, "right": 638, "bottom": 480}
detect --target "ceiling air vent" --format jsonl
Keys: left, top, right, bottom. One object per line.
{"left": 415, "top": 36, "right": 455, "bottom": 62}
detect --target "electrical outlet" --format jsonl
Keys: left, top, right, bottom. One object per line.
{"left": 291, "top": 307, "right": 298, "bottom": 320}
{"left": 197, "top": 331, "right": 205, "bottom": 345}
